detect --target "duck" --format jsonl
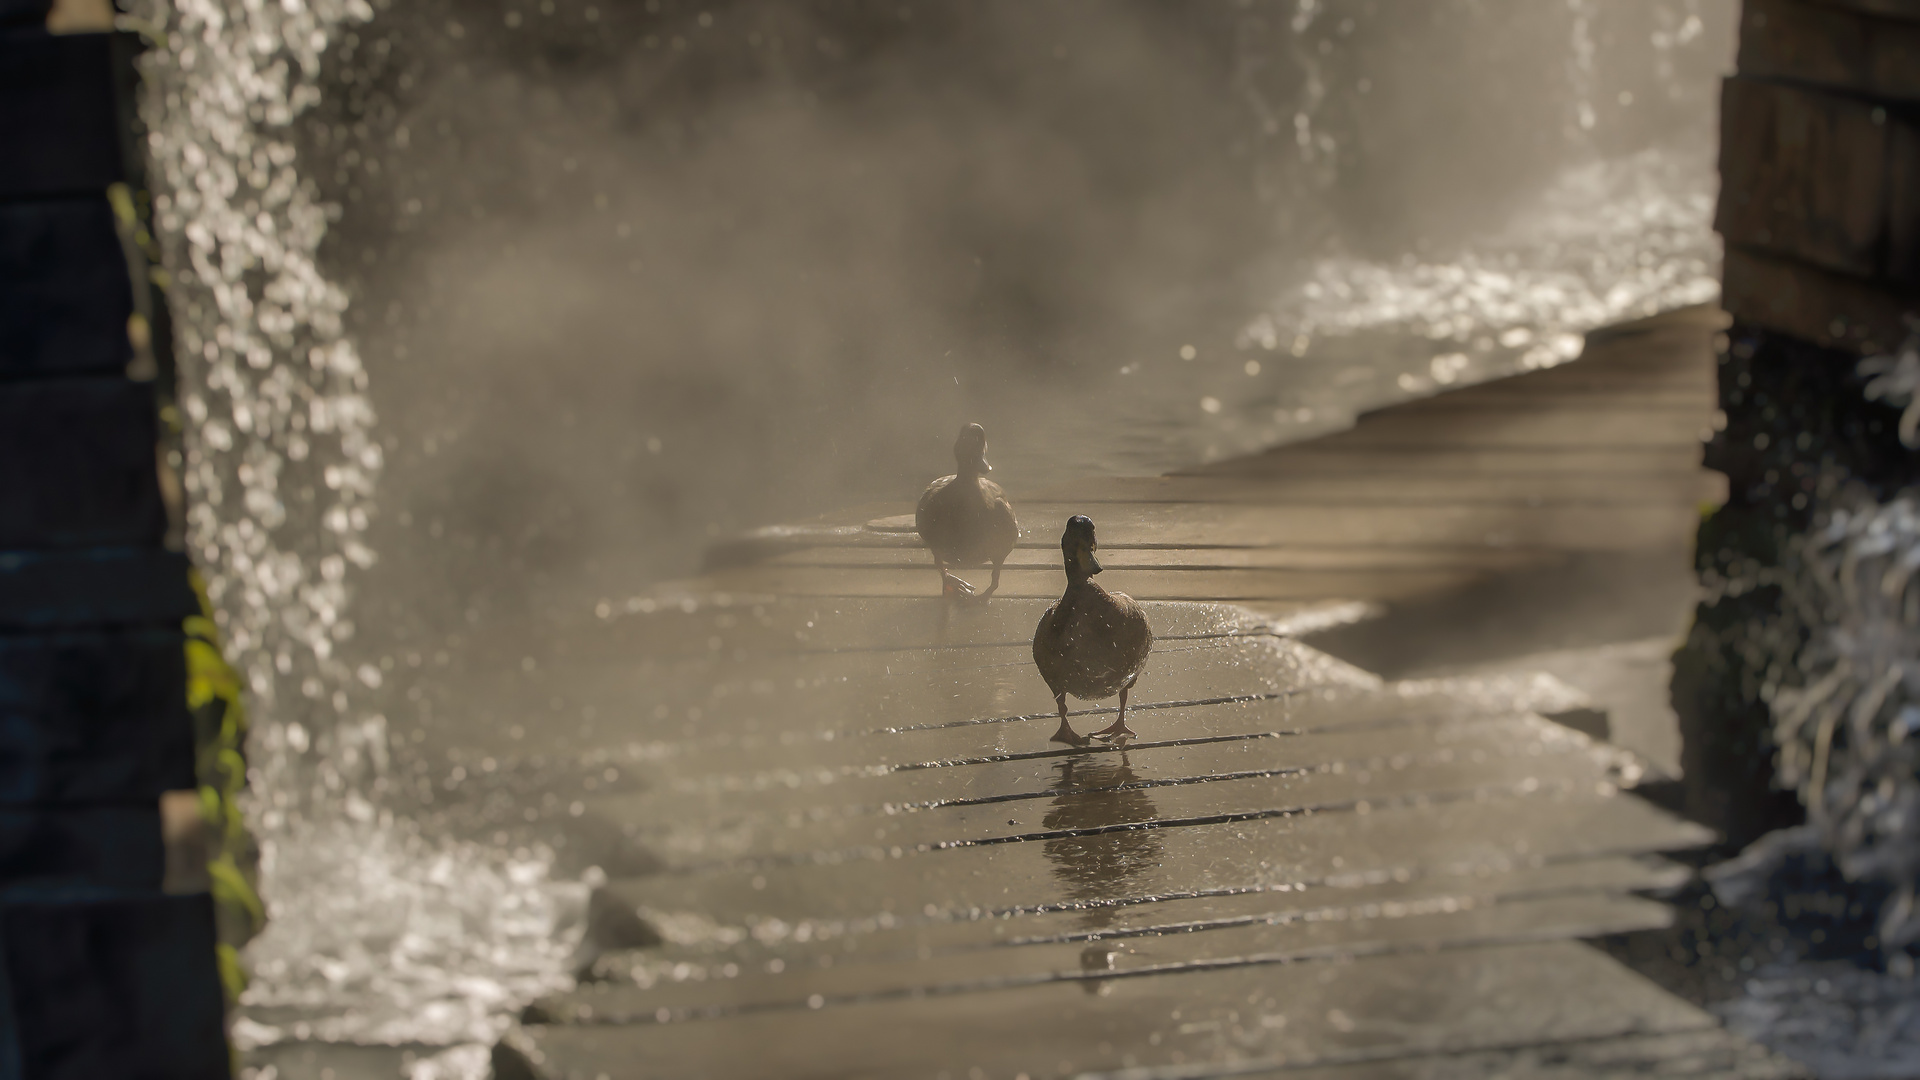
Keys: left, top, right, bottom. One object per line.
{"left": 915, "top": 423, "right": 1020, "bottom": 598}
{"left": 1032, "top": 515, "right": 1154, "bottom": 746}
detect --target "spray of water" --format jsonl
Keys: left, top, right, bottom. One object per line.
{"left": 134, "top": 1, "right": 584, "bottom": 1070}
{"left": 126, "top": 0, "right": 1735, "bottom": 1071}
{"left": 1240, "top": 3, "right": 1725, "bottom": 393}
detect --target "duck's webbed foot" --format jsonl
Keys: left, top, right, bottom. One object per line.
{"left": 1089, "top": 686, "right": 1137, "bottom": 743}
{"left": 1047, "top": 693, "right": 1087, "bottom": 747}
{"left": 940, "top": 570, "right": 979, "bottom": 599}
{"left": 1049, "top": 721, "right": 1089, "bottom": 748}
{"left": 978, "top": 561, "right": 1004, "bottom": 599}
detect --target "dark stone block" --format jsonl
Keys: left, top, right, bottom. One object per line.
{"left": 0, "top": 630, "right": 193, "bottom": 804}
{"left": 0, "top": 549, "right": 196, "bottom": 630}
{"left": 0, "top": 377, "right": 164, "bottom": 550}
{"left": 0, "top": 1, "right": 52, "bottom": 29}
{"left": 0, "top": 198, "right": 134, "bottom": 379}
{"left": 2, "top": 893, "right": 230, "bottom": 1079}
{"left": 0, "top": 805, "right": 162, "bottom": 892}
{"left": 0, "top": 33, "right": 126, "bottom": 199}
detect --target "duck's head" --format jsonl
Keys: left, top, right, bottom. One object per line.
{"left": 953, "top": 423, "right": 991, "bottom": 475}
{"left": 1061, "top": 514, "right": 1102, "bottom": 579}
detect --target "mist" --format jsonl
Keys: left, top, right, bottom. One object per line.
{"left": 291, "top": 0, "right": 1733, "bottom": 646}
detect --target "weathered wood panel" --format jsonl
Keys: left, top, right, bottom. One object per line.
{"left": 1809, "top": 0, "right": 1920, "bottom": 22}
{"left": 1722, "top": 244, "right": 1916, "bottom": 354}
{"left": 1716, "top": 76, "right": 1897, "bottom": 279}
{"left": 1740, "top": 0, "right": 1920, "bottom": 102}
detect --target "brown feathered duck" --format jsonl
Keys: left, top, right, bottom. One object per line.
{"left": 915, "top": 423, "right": 1019, "bottom": 599}
{"left": 1032, "top": 515, "right": 1154, "bottom": 746}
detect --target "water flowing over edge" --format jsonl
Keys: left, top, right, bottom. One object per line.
{"left": 1242, "top": 145, "right": 1721, "bottom": 382}
{"left": 132, "top": 1, "right": 586, "bottom": 1071}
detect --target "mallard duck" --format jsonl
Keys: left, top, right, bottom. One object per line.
{"left": 1032, "top": 515, "right": 1154, "bottom": 746}
{"left": 915, "top": 423, "right": 1019, "bottom": 598}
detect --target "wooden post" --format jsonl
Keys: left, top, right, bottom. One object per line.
{"left": 1674, "top": 0, "right": 1920, "bottom": 848}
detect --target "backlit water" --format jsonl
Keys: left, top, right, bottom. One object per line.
{"left": 133, "top": 2, "right": 1732, "bottom": 1075}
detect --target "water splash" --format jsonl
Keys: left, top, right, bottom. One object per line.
{"left": 1240, "top": 144, "right": 1721, "bottom": 381}
{"left": 133, "top": 1, "right": 581, "bottom": 1070}
{"left": 135, "top": 0, "right": 383, "bottom": 813}
{"left": 227, "top": 818, "right": 587, "bottom": 1050}
{"left": 1239, "top": 0, "right": 1724, "bottom": 393}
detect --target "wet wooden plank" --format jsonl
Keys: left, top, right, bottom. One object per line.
{"left": 1030, "top": 474, "right": 1725, "bottom": 507}
{"left": 589, "top": 791, "right": 1712, "bottom": 949}
{"left": 1184, "top": 445, "right": 1706, "bottom": 478}
{"left": 1718, "top": 76, "right": 1900, "bottom": 279}
{"left": 829, "top": 503, "right": 1703, "bottom": 553}
{"left": 703, "top": 566, "right": 1488, "bottom": 603}
{"left": 538, "top": 892, "right": 1674, "bottom": 1025}
{"left": 587, "top": 709, "right": 1573, "bottom": 837}
{"left": 497, "top": 940, "right": 1725, "bottom": 1080}
{"left": 583, "top": 853, "right": 1691, "bottom": 978}
{"left": 534, "top": 597, "right": 1290, "bottom": 662}
{"left": 1166, "top": 1026, "right": 1806, "bottom": 1079}
{"left": 1723, "top": 243, "right": 1914, "bottom": 356}
{"left": 591, "top": 712, "right": 1624, "bottom": 869}
{"left": 612, "top": 739, "right": 1635, "bottom": 876}
{"left": 766, "top": 546, "right": 1552, "bottom": 572}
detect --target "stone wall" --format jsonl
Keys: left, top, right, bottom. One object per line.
{"left": 0, "top": 4, "right": 231, "bottom": 1076}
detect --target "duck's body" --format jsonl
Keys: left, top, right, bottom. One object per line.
{"left": 916, "top": 424, "right": 1018, "bottom": 598}
{"left": 1033, "top": 516, "right": 1153, "bottom": 746}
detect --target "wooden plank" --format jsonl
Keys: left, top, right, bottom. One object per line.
{"left": 1740, "top": 0, "right": 1920, "bottom": 102}
{"left": 584, "top": 854, "right": 1691, "bottom": 977}
{"left": 1030, "top": 474, "right": 1725, "bottom": 507}
{"left": 1326, "top": 410, "right": 1706, "bottom": 450}
{"left": 764, "top": 546, "right": 1552, "bottom": 574}
{"left": 1194, "top": 1027, "right": 1805, "bottom": 1078}
{"left": 498, "top": 941, "right": 1725, "bottom": 1080}
{"left": 589, "top": 792, "right": 1712, "bottom": 947}
{"left": 702, "top": 565, "right": 1490, "bottom": 603}
{"left": 1190, "top": 446, "right": 1706, "bottom": 478}
{"left": 990, "top": 502, "right": 1700, "bottom": 552}
{"left": 1809, "top": 0, "right": 1920, "bottom": 25}
{"left": 579, "top": 676, "right": 1603, "bottom": 819}
{"left": 589, "top": 710, "right": 1592, "bottom": 838}
{"left": 538, "top": 892, "right": 1674, "bottom": 1025}
{"left": 449, "top": 636, "right": 1383, "bottom": 786}
{"left": 599, "top": 714, "right": 1630, "bottom": 870}
{"left": 1722, "top": 244, "right": 1916, "bottom": 354}
{"left": 536, "top": 597, "right": 1286, "bottom": 663}
{"left": 1717, "top": 75, "right": 1897, "bottom": 279}
{"left": 1894, "top": 111, "right": 1919, "bottom": 284}
{"left": 1374, "top": 392, "right": 1712, "bottom": 413}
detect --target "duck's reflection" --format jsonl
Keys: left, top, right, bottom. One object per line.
{"left": 1041, "top": 755, "right": 1163, "bottom": 933}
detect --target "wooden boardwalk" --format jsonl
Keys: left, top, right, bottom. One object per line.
{"left": 491, "top": 307, "right": 1804, "bottom": 1079}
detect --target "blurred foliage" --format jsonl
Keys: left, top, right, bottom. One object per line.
{"left": 1676, "top": 322, "right": 1920, "bottom": 955}
{"left": 186, "top": 568, "right": 267, "bottom": 1006}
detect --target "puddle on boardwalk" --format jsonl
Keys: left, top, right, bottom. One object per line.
{"left": 1041, "top": 756, "right": 1167, "bottom": 933}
